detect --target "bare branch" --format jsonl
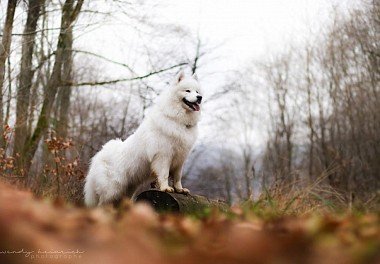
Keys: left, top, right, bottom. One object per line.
{"left": 70, "top": 62, "right": 188, "bottom": 87}
{"left": 71, "top": 49, "right": 135, "bottom": 73}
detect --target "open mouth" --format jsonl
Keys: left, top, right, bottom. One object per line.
{"left": 182, "top": 98, "right": 200, "bottom": 111}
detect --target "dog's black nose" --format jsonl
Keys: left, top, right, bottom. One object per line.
{"left": 197, "top": 95, "right": 202, "bottom": 103}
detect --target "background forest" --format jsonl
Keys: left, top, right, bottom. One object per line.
{"left": 0, "top": 0, "right": 379, "bottom": 209}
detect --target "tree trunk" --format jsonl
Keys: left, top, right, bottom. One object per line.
{"left": 23, "top": 0, "right": 84, "bottom": 176}
{"left": 305, "top": 47, "right": 315, "bottom": 180}
{"left": 14, "top": 0, "right": 44, "bottom": 161}
{"left": 55, "top": 26, "right": 73, "bottom": 137}
{"left": 135, "top": 190, "right": 229, "bottom": 215}
{"left": 0, "top": 0, "right": 17, "bottom": 147}
{"left": 243, "top": 149, "right": 253, "bottom": 200}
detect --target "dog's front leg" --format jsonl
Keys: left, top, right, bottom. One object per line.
{"left": 152, "top": 157, "right": 174, "bottom": 193}
{"left": 173, "top": 166, "right": 190, "bottom": 194}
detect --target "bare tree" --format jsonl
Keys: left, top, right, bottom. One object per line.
{"left": 23, "top": 0, "right": 84, "bottom": 174}
{"left": 14, "top": 0, "right": 45, "bottom": 159}
{"left": 0, "top": 0, "right": 18, "bottom": 146}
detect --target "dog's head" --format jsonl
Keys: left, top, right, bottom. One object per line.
{"left": 173, "top": 70, "right": 202, "bottom": 112}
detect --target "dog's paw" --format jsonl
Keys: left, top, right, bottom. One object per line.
{"left": 161, "top": 186, "right": 174, "bottom": 193}
{"left": 175, "top": 187, "right": 190, "bottom": 194}
{"left": 182, "top": 188, "right": 190, "bottom": 194}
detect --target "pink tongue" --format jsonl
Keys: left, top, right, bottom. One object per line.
{"left": 194, "top": 104, "right": 200, "bottom": 111}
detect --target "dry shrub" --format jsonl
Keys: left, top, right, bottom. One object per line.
{"left": 0, "top": 125, "right": 22, "bottom": 182}
{"left": 0, "top": 127, "right": 85, "bottom": 205}
{"left": 42, "top": 131, "right": 85, "bottom": 205}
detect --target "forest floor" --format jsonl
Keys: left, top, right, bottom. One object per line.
{"left": 0, "top": 180, "right": 379, "bottom": 264}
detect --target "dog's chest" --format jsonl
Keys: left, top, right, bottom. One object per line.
{"left": 170, "top": 128, "right": 196, "bottom": 158}
{"left": 169, "top": 138, "right": 192, "bottom": 169}
{"left": 172, "top": 129, "right": 195, "bottom": 152}
{"left": 151, "top": 115, "right": 198, "bottom": 157}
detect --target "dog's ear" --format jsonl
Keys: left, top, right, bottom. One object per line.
{"left": 176, "top": 70, "right": 185, "bottom": 83}
{"left": 192, "top": 73, "right": 198, "bottom": 81}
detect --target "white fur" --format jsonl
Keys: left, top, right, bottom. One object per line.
{"left": 84, "top": 71, "right": 202, "bottom": 207}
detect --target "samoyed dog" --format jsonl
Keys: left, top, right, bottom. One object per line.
{"left": 84, "top": 71, "right": 202, "bottom": 207}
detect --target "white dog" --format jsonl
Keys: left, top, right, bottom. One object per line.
{"left": 84, "top": 71, "right": 202, "bottom": 207}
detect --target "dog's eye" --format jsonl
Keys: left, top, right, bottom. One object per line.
{"left": 185, "top": 90, "right": 190, "bottom": 93}
{"left": 196, "top": 91, "right": 199, "bottom": 93}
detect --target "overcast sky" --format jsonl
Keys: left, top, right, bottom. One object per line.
{"left": 160, "top": 0, "right": 353, "bottom": 69}
{"left": 0, "top": 0, "right": 359, "bottom": 94}
{"left": 75, "top": 0, "right": 359, "bottom": 103}
{"left": 158, "top": 0, "right": 357, "bottom": 141}
{"left": 74, "top": 0, "right": 359, "bottom": 145}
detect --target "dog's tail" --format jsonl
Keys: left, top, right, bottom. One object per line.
{"left": 84, "top": 177, "right": 98, "bottom": 207}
